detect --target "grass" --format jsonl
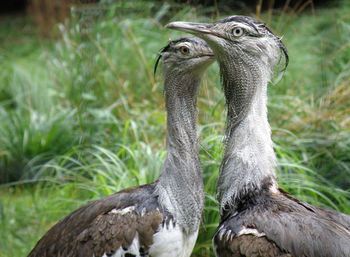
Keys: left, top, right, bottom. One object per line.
{"left": 0, "top": 1, "right": 350, "bottom": 256}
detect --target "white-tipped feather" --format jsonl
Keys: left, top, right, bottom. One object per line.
{"left": 108, "top": 206, "right": 135, "bottom": 215}
{"left": 219, "top": 229, "right": 226, "bottom": 241}
{"left": 237, "top": 227, "right": 266, "bottom": 237}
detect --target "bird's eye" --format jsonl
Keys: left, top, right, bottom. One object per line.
{"left": 232, "top": 27, "right": 244, "bottom": 37}
{"left": 179, "top": 46, "right": 190, "bottom": 55}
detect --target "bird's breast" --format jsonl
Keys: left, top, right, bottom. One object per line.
{"left": 149, "top": 219, "right": 199, "bottom": 257}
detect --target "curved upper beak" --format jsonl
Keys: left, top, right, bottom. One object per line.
{"left": 199, "top": 52, "right": 215, "bottom": 60}
{"left": 165, "top": 22, "right": 215, "bottom": 36}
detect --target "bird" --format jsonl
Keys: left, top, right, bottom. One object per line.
{"left": 27, "top": 37, "right": 215, "bottom": 257}
{"left": 166, "top": 16, "right": 350, "bottom": 257}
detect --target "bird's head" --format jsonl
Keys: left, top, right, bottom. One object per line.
{"left": 154, "top": 37, "right": 215, "bottom": 77}
{"left": 166, "top": 16, "right": 288, "bottom": 73}
{"left": 166, "top": 17, "right": 288, "bottom": 130}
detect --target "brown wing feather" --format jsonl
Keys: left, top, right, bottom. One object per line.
{"left": 214, "top": 188, "right": 350, "bottom": 257}
{"left": 28, "top": 182, "right": 165, "bottom": 257}
{"left": 72, "top": 209, "right": 162, "bottom": 257}
{"left": 252, "top": 193, "right": 350, "bottom": 257}
{"left": 280, "top": 190, "right": 350, "bottom": 230}
{"left": 214, "top": 234, "right": 293, "bottom": 257}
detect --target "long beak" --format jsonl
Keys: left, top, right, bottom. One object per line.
{"left": 198, "top": 53, "right": 216, "bottom": 60}
{"left": 202, "top": 53, "right": 215, "bottom": 58}
{"left": 166, "top": 22, "right": 216, "bottom": 37}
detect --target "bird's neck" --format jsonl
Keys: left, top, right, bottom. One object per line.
{"left": 217, "top": 55, "right": 278, "bottom": 213}
{"left": 156, "top": 73, "right": 204, "bottom": 233}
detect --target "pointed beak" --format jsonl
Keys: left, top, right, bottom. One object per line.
{"left": 204, "top": 52, "right": 215, "bottom": 58}
{"left": 165, "top": 21, "right": 216, "bottom": 37}
{"left": 203, "top": 48, "right": 215, "bottom": 58}
{"left": 199, "top": 52, "right": 215, "bottom": 61}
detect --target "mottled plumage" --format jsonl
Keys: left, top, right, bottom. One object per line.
{"left": 166, "top": 16, "right": 350, "bottom": 257}
{"left": 27, "top": 37, "right": 214, "bottom": 257}
{"left": 28, "top": 183, "right": 165, "bottom": 257}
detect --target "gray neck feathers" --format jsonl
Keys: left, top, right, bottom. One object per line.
{"left": 216, "top": 50, "right": 278, "bottom": 213}
{"left": 156, "top": 72, "right": 204, "bottom": 234}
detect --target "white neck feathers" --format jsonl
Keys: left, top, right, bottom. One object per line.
{"left": 217, "top": 54, "right": 278, "bottom": 212}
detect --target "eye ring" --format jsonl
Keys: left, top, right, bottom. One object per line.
{"left": 179, "top": 46, "right": 190, "bottom": 55}
{"left": 232, "top": 27, "right": 244, "bottom": 37}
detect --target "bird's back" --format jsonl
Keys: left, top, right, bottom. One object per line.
{"left": 214, "top": 187, "right": 350, "bottom": 257}
{"left": 28, "top": 182, "right": 168, "bottom": 257}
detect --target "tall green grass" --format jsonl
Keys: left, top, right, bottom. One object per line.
{"left": 0, "top": 1, "right": 349, "bottom": 256}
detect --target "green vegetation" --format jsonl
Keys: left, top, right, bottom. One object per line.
{"left": 0, "top": 1, "right": 349, "bottom": 256}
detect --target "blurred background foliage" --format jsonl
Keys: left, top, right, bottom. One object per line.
{"left": 0, "top": 0, "right": 349, "bottom": 256}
